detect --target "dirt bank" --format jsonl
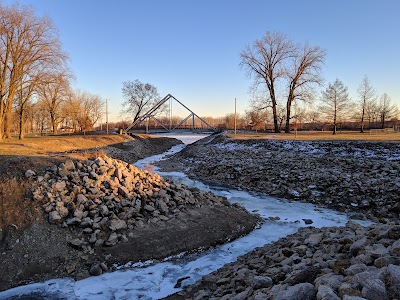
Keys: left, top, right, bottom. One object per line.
{"left": 157, "top": 133, "right": 400, "bottom": 224}
{"left": 0, "top": 134, "right": 260, "bottom": 292}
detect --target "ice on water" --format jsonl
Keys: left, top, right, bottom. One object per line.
{"left": 0, "top": 133, "right": 371, "bottom": 300}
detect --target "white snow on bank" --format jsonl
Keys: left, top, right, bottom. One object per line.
{"left": 0, "top": 136, "right": 373, "bottom": 300}
{"left": 151, "top": 133, "right": 210, "bottom": 144}
{"left": 213, "top": 139, "right": 400, "bottom": 161}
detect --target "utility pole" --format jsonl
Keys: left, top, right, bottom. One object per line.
{"left": 106, "top": 98, "right": 109, "bottom": 135}
{"left": 234, "top": 98, "right": 237, "bottom": 135}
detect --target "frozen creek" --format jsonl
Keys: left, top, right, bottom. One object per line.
{"left": 0, "top": 134, "right": 370, "bottom": 300}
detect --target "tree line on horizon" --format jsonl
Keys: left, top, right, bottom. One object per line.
{"left": 2, "top": 3, "right": 398, "bottom": 138}
{"left": 0, "top": 3, "right": 104, "bottom": 140}
{"left": 121, "top": 32, "right": 399, "bottom": 135}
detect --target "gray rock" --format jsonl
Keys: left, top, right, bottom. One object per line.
{"left": 314, "top": 273, "right": 344, "bottom": 291}
{"left": 379, "top": 264, "right": 400, "bottom": 296}
{"left": 66, "top": 217, "right": 81, "bottom": 226}
{"left": 68, "top": 238, "right": 85, "bottom": 249}
{"left": 76, "top": 194, "right": 88, "bottom": 203}
{"left": 48, "top": 211, "right": 62, "bottom": 224}
{"left": 109, "top": 219, "right": 127, "bottom": 231}
{"left": 106, "top": 232, "right": 118, "bottom": 246}
{"left": 390, "top": 238, "right": 400, "bottom": 256}
{"left": 275, "top": 283, "right": 317, "bottom": 300}
{"left": 53, "top": 181, "right": 66, "bottom": 192}
{"left": 144, "top": 204, "right": 155, "bottom": 212}
{"left": 338, "top": 282, "right": 362, "bottom": 298}
{"left": 317, "top": 285, "right": 340, "bottom": 300}
{"left": 94, "top": 239, "right": 104, "bottom": 248}
{"left": 251, "top": 275, "right": 273, "bottom": 289}
{"left": 64, "top": 159, "right": 75, "bottom": 171}
{"left": 361, "top": 278, "right": 388, "bottom": 300}
{"left": 345, "top": 264, "right": 367, "bottom": 276}
{"left": 342, "top": 296, "right": 368, "bottom": 300}
{"left": 25, "top": 169, "right": 36, "bottom": 178}
{"left": 56, "top": 203, "right": 69, "bottom": 218}
{"left": 80, "top": 217, "right": 93, "bottom": 227}
{"left": 74, "top": 209, "right": 85, "bottom": 219}
{"left": 367, "top": 244, "right": 389, "bottom": 258}
{"left": 305, "top": 233, "right": 323, "bottom": 246}
{"left": 99, "top": 205, "right": 109, "bottom": 216}
{"left": 118, "top": 185, "right": 130, "bottom": 197}
{"left": 285, "top": 266, "right": 320, "bottom": 285}
{"left": 350, "top": 238, "right": 368, "bottom": 256}
{"left": 89, "top": 263, "right": 102, "bottom": 276}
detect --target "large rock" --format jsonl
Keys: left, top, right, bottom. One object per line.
{"left": 275, "top": 283, "right": 317, "bottom": 300}
{"left": 251, "top": 275, "right": 273, "bottom": 289}
{"left": 109, "top": 219, "right": 127, "bottom": 231}
{"left": 48, "top": 211, "right": 62, "bottom": 224}
{"left": 361, "top": 278, "right": 388, "bottom": 300}
{"left": 317, "top": 285, "right": 340, "bottom": 300}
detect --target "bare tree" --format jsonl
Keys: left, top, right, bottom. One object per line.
{"left": 285, "top": 44, "right": 325, "bottom": 133}
{"left": 240, "top": 32, "right": 295, "bottom": 133}
{"left": 357, "top": 75, "right": 376, "bottom": 133}
{"left": 38, "top": 71, "right": 72, "bottom": 134}
{"left": 0, "top": 2, "right": 67, "bottom": 139}
{"left": 14, "top": 78, "right": 36, "bottom": 139}
{"left": 59, "top": 90, "right": 104, "bottom": 133}
{"left": 122, "top": 79, "right": 160, "bottom": 123}
{"left": 365, "top": 98, "right": 379, "bottom": 128}
{"left": 378, "top": 93, "right": 398, "bottom": 128}
{"left": 320, "top": 79, "right": 352, "bottom": 135}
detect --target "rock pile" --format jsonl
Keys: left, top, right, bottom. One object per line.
{"left": 158, "top": 135, "right": 400, "bottom": 223}
{"left": 169, "top": 221, "right": 400, "bottom": 300}
{"left": 31, "top": 155, "right": 229, "bottom": 248}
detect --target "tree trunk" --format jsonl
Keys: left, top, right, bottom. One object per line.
{"left": 271, "top": 103, "right": 279, "bottom": 133}
{"left": 0, "top": 98, "right": 4, "bottom": 141}
{"left": 333, "top": 114, "right": 337, "bottom": 135}
{"left": 51, "top": 112, "right": 58, "bottom": 134}
{"left": 285, "top": 97, "right": 292, "bottom": 133}
{"left": 360, "top": 106, "right": 365, "bottom": 133}
{"left": 3, "top": 104, "right": 13, "bottom": 139}
{"left": 3, "top": 96, "right": 14, "bottom": 139}
{"left": 19, "top": 109, "right": 25, "bottom": 140}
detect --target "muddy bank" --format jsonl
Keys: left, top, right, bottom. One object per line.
{"left": 157, "top": 133, "right": 400, "bottom": 224}
{"left": 0, "top": 135, "right": 259, "bottom": 292}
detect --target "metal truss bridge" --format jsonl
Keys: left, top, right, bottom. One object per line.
{"left": 124, "top": 94, "right": 217, "bottom": 134}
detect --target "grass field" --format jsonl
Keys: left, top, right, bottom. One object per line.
{"left": 227, "top": 130, "right": 400, "bottom": 141}
{"left": 0, "top": 133, "right": 133, "bottom": 157}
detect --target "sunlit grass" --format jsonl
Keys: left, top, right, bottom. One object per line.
{"left": 226, "top": 131, "right": 400, "bottom": 141}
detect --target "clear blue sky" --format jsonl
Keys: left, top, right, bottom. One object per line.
{"left": 4, "top": 0, "right": 400, "bottom": 122}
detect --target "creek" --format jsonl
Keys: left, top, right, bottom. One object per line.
{"left": 0, "top": 134, "right": 370, "bottom": 300}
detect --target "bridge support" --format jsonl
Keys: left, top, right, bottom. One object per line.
{"left": 124, "top": 94, "right": 216, "bottom": 134}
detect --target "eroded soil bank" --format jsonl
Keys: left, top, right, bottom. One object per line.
{"left": 0, "top": 134, "right": 259, "bottom": 292}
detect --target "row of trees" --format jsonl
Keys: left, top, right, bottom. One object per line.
{"left": 240, "top": 31, "right": 325, "bottom": 133}
{"left": 319, "top": 77, "right": 398, "bottom": 134}
{"left": 240, "top": 31, "right": 399, "bottom": 134}
{"left": 0, "top": 3, "right": 104, "bottom": 140}
{"left": 119, "top": 76, "right": 398, "bottom": 134}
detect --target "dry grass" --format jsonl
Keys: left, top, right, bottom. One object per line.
{"left": 0, "top": 134, "right": 134, "bottom": 157}
{"left": 226, "top": 131, "right": 400, "bottom": 142}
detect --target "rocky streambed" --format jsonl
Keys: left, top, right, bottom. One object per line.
{"left": 157, "top": 134, "right": 400, "bottom": 224}
{"left": 0, "top": 153, "right": 259, "bottom": 292}
{"left": 166, "top": 221, "right": 400, "bottom": 300}
{"left": 155, "top": 133, "right": 400, "bottom": 300}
